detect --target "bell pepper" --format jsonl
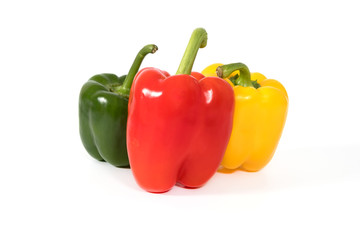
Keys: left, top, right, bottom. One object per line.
{"left": 127, "top": 28, "right": 235, "bottom": 193}
{"left": 202, "top": 62, "right": 288, "bottom": 172}
{"left": 79, "top": 44, "right": 158, "bottom": 167}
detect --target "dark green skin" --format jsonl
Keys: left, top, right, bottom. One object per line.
{"left": 79, "top": 74, "right": 130, "bottom": 167}
{"left": 78, "top": 44, "right": 157, "bottom": 167}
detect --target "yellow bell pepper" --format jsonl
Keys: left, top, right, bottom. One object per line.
{"left": 201, "top": 63, "right": 288, "bottom": 172}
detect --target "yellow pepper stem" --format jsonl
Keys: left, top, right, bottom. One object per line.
{"left": 217, "top": 63, "right": 259, "bottom": 88}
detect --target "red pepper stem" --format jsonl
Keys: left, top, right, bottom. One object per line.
{"left": 115, "top": 44, "right": 158, "bottom": 97}
{"left": 176, "top": 28, "right": 207, "bottom": 75}
{"left": 216, "top": 63, "right": 253, "bottom": 87}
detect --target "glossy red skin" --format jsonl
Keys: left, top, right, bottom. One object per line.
{"left": 127, "top": 68, "right": 234, "bottom": 193}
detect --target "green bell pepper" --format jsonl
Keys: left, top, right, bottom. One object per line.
{"left": 79, "top": 44, "right": 158, "bottom": 167}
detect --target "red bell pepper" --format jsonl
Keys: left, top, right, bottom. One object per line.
{"left": 127, "top": 28, "right": 234, "bottom": 193}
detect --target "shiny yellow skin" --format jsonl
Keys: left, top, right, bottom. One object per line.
{"left": 202, "top": 64, "right": 288, "bottom": 171}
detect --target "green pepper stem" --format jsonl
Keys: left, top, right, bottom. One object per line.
{"left": 115, "top": 44, "right": 158, "bottom": 96}
{"left": 216, "top": 63, "right": 254, "bottom": 87}
{"left": 176, "top": 28, "right": 207, "bottom": 75}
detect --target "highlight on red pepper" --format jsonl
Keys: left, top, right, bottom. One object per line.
{"left": 127, "top": 28, "right": 235, "bottom": 193}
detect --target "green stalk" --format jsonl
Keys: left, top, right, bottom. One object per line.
{"left": 115, "top": 44, "right": 158, "bottom": 96}
{"left": 217, "top": 63, "right": 260, "bottom": 88}
{"left": 176, "top": 28, "right": 207, "bottom": 75}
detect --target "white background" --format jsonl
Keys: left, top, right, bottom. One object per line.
{"left": 1, "top": 0, "right": 359, "bottom": 239}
